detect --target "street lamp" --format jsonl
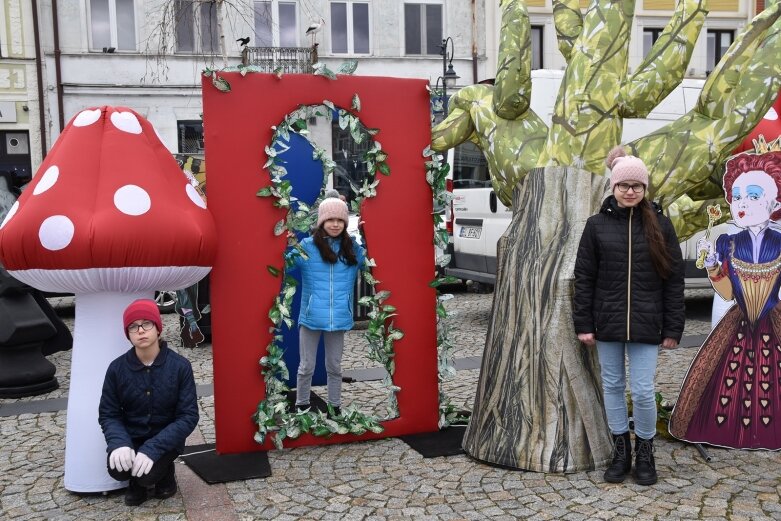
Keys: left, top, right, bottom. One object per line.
{"left": 435, "top": 37, "right": 460, "bottom": 115}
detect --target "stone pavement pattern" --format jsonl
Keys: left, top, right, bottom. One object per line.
{"left": 1, "top": 290, "right": 781, "bottom": 520}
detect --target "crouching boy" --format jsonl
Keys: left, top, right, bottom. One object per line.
{"left": 99, "top": 299, "right": 198, "bottom": 505}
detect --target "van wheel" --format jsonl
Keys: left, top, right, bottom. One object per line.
{"left": 155, "top": 291, "right": 177, "bottom": 314}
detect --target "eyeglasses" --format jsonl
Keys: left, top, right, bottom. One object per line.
{"left": 616, "top": 183, "right": 645, "bottom": 194}
{"left": 128, "top": 320, "right": 156, "bottom": 334}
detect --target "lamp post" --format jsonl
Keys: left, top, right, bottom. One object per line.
{"left": 436, "top": 37, "right": 460, "bottom": 116}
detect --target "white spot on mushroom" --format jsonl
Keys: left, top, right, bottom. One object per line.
{"left": 110, "top": 111, "right": 143, "bottom": 134}
{"left": 186, "top": 184, "right": 207, "bottom": 209}
{"left": 0, "top": 201, "right": 19, "bottom": 229}
{"left": 73, "top": 109, "right": 102, "bottom": 127}
{"left": 33, "top": 165, "right": 60, "bottom": 195}
{"left": 765, "top": 107, "right": 778, "bottom": 121}
{"left": 114, "top": 185, "right": 151, "bottom": 216}
{"left": 39, "top": 215, "right": 75, "bottom": 251}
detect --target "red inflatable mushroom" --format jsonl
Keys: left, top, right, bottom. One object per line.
{"left": 0, "top": 106, "right": 216, "bottom": 492}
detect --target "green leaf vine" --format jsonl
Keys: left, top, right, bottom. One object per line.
{"left": 423, "top": 146, "right": 470, "bottom": 428}
{"left": 253, "top": 96, "right": 403, "bottom": 448}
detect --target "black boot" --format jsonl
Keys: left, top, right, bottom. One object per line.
{"left": 154, "top": 463, "right": 177, "bottom": 499}
{"left": 327, "top": 405, "right": 341, "bottom": 418}
{"left": 633, "top": 436, "right": 658, "bottom": 486}
{"left": 603, "top": 431, "right": 632, "bottom": 483}
{"left": 124, "top": 479, "right": 148, "bottom": 506}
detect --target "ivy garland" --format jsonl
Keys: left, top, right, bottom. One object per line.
{"left": 423, "top": 146, "right": 470, "bottom": 428}
{"left": 253, "top": 97, "right": 405, "bottom": 449}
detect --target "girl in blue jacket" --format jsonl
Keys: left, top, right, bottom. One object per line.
{"left": 290, "top": 197, "right": 365, "bottom": 415}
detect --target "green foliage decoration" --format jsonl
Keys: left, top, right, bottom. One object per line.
{"left": 423, "top": 147, "right": 470, "bottom": 428}
{"left": 253, "top": 96, "right": 402, "bottom": 448}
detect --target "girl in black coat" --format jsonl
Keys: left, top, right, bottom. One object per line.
{"left": 574, "top": 146, "right": 685, "bottom": 486}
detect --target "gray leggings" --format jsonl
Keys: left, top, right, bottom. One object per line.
{"left": 295, "top": 326, "right": 345, "bottom": 407}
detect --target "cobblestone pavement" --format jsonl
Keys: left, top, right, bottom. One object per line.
{"left": 2, "top": 289, "right": 781, "bottom": 520}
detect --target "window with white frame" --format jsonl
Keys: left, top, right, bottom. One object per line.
{"left": 330, "top": 2, "right": 370, "bottom": 54}
{"left": 404, "top": 3, "right": 443, "bottom": 55}
{"left": 89, "top": 0, "right": 136, "bottom": 51}
{"left": 642, "top": 28, "right": 663, "bottom": 59}
{"left": 706, "top": 29, "right": 733, "bottom": 75}
{"left": 175, "top": 0, "right": 219, "bottom": 54}
{"left": 254, "top": 1, "right": 298, "bottom": 47}
{"left": 530, "top": 25, "right": 543, "bottom": 70}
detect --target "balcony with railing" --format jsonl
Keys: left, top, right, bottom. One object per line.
{"left": 241, "top": 46, "right": 318, "bottom": 74}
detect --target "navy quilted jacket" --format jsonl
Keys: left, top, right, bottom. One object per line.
{"left": 98, "top": 342, "right": 198, "bottom": 461}
{"left": 573, "top": 196, "right": 685, "bottom": 344}
{"left": 289, "top": 236, "right": 366, "bottom": 331}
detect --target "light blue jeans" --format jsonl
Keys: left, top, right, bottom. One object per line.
{"left": 596, "top": 341, "right": 659, "bottom": 440}
{"left": 296, "top": 326, "right": 345, "bottom": 407}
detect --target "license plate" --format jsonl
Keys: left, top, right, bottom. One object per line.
{"left": 459, "top": 226, "right": 481, "bottom": 239}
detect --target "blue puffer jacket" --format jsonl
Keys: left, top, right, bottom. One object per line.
{"left": 289, "top": 235, "right": 365, "bottom": 331}
{"left": 98, "top": 342, "right": 198, "bottom": 462}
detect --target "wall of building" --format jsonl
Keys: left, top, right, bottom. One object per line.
{"left": 0, "top": 0, "right": 43, "bottom": 181}
{"left": 19, "top": 0, "right": 486, "bottom": 174}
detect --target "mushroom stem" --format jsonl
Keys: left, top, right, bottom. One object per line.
{"left": 63, "top": 290, "right": 152, "bottom": 493}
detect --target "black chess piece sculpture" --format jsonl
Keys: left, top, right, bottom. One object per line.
{"left": 0, "top": 266, "right": 59, "bottom": 397}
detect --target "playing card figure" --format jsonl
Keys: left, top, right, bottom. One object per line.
{"left": 670, "top": 147, "right": 781, "bottom": 449}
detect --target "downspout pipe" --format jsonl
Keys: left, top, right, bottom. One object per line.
{"left": 52, "top": 0, "right": 64, "bottom": 132}
{"left": 30, "top": 0, "right": 48, "bottom": 157}
{"left": 471, "top": 0, "right": 478, "bottom": 83}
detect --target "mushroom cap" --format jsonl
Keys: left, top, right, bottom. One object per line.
{"left": 0, "top": 106, "right": 216, "bottom": 292}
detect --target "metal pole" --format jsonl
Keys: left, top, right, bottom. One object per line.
{"left": 441, "top": 39, "right": 449, "bottom": 114}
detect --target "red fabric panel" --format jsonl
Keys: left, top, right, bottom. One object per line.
{"left": 204, "top": 73, "right": 439, "bottom": 453}
{"left": 0, "top": 107, "right": 216, "bottom": 269}
{"left": 732, "top": 92, "right": 781, "bottom": 154}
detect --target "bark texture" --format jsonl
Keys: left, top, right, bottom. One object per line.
{"left": 463, "top": 166, "right": 612, "bottom": 472}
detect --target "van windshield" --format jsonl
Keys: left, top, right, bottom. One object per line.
{"left": 453, "top": 142, "right": 491, "bottom": 189}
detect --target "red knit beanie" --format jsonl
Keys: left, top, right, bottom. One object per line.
{"left": 123, "top": 299, "right": 162, "bottom": 338}
{"left": 317, "top": 197, "right": 349, "bottom": 227}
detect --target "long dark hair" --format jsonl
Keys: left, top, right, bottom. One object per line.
{"left": 637, "top": 198, "right": 672, "bottom": 279}
{"left": 313, "top": 225, "right": 358, "bottom": 265}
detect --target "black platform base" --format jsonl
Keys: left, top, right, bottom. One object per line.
{"left": 399, "top": 425, "right": 467, "bottom": 458}
{"left": 0, "top": 377, "right": 58, "bottom": 398}
{"left": 179, "top": 443, "right": 271, "bottom": 484}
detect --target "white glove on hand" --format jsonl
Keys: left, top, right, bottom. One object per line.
{"left": 109, "top": 447, "right": 135, "bottom": 472}
{"left": 697, "top": 238, "right": 719, "bottom": 268}
{"left": 131, "top": 452, "right": 154, "bottom": 477}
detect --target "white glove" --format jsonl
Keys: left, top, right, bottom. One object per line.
{"left": 697, "top": 238, "right": 719, "bottom": 268}
{"left": 131, "top": 452, "right": 154, "bottom": 477}
{"left": 109, "top": 447, "right": 135, "bottom": 472}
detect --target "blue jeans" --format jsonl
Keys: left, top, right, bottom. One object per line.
{"left": 596, "top": 341, "right": 659, "bottom": 440}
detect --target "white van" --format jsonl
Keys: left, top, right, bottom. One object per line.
{"left": 446, "top": 69, "right": 713, "bottom": 288}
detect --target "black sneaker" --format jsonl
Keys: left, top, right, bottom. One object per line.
{"left": 124, "top": 480, "right": 148, "bottom": 506}
{"left": 295, "top": 404, "right": 310, "bottom": 413}
{"left": 327, "top": 405, "right": 342, "bottom": 418}
{"left": 154, "top": 464, "right": 177, "bottom": 500}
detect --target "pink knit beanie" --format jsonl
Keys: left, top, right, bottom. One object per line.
{"left": 317, "top": 197, "right": 349, "bottom": 227}
{"left": 606, "top": 146, "right": 649, "bottom": 189}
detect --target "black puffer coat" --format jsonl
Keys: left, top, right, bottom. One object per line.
{"left": 573, "top": 196, "right": 685, "bottom": 345}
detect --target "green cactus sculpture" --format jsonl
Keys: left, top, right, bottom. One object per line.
{"left": 432, "top": 0, "right": 781, "bottom": 471}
